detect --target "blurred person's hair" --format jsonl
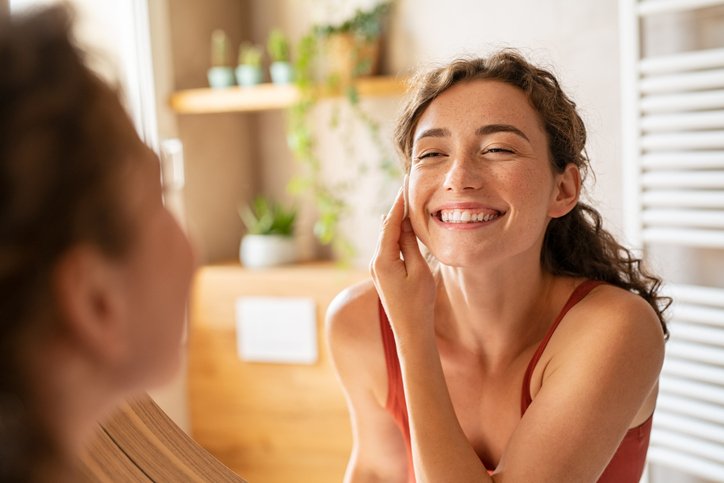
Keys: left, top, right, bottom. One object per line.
{"left": 0, "top": 5, "right": 142, "bottom": 479}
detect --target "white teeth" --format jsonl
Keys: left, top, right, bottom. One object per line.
{"left": 438, "top": 209, "right": 499, "bottom": 224}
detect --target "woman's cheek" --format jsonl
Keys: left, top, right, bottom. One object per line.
{"left": 407, "top": 170, "right": 437, "bottom": 238}
{"left": 408, "top": 201, "right": 431, "bottom": 247}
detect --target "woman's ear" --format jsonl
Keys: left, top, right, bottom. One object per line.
{"left": 548, "top": 163, "right": 581, "bottom": 218}
{"left": 52, "top": 245, "right": 128, "bottom": 366}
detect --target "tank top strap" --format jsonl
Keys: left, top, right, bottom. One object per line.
{"left": 378, "top": 299, "right": 405, "bottom": 412}
{"left": 520, "top": 280, "right": 606, "bottom": 414}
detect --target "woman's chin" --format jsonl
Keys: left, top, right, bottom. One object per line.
{"left": 432, "top": 251, "right": 486, "bottom": 268}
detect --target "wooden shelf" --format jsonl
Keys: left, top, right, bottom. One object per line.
{"left": 169, "top": 75, "right": 407, "bottom": 114}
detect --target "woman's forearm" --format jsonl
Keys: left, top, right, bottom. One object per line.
{"left": 396, "top": 330, "right": 492, "bottom": 483}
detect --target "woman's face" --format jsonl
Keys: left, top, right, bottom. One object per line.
{"left": 113, "top": 147, "right": 196, "bottom": 389}
{"left": 408, "top": 79, "right": 564, "bottom": 267}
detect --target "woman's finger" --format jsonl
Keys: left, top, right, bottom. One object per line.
{"left": 399, "top": 217, "right": 426, "bottom": 271}
{"left": 375, "top": 188, "right": 406, "bottom": 263}
{"left": 402, "top": 173, "right": 409, "bottom": 219}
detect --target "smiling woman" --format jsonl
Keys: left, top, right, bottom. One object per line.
{"left": 326, "top": 51, "right": 671, "bottom": 483}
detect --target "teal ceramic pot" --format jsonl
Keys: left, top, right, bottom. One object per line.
{"left": 269, "top": 61, "right": 294, "bottom": 84}
{"left": 207, "top": 66, "right": 235, "bottom": 88}
{"left": 235, "top": 65, "right": 263, "bottom": 86}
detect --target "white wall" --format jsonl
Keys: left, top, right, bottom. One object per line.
{"left": 388, "top": 0, "right": 624, "bottom": 229}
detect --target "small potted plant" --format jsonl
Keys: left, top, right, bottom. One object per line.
{"left": 267, "top": 28, "right": 294, "bottom": 84}
{"left": 315, "top": 1, "right": 391, "bottom": 84}
{"left": 207, "top": 29, "right": 235, "bottom": 88}
{"left": 235, "top": 42, "right": 264, "bottom": 87}
{"left": 239, "top": 196, "right": 297, "bottom": 268}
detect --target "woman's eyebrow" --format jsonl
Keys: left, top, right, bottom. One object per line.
{"left": 414, "top": 127, "right": 451, "bottom": 143}
{"left": 476, "top": 124, "right": 530, "bottom": 141}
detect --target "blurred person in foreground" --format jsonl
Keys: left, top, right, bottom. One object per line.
{"left": 0, "top": 6, "right": 195, "bottom": 481}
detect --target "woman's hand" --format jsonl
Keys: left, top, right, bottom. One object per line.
{"left": 370, "top": 186, "right": 436, "bottom": 341}
{"left": 370, "top": 186, "right": 489, "bottom": 482}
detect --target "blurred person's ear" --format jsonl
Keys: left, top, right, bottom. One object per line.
{"left": 548, "top": 163, "right": 581, "bottom": 219}
{"left": 52, "top": 245, "right": 130, "bottom": 368}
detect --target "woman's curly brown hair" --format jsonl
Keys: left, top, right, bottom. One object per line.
{"left": 394, "top": 50, "right": 669, "bottom": 337}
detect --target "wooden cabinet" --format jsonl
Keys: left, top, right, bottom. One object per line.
{"left": 187, "top": 263, "right": 368, "bottom": 483}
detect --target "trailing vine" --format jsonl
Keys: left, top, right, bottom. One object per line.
{"left": 287, "top": 32, "right": 355, "bottom": 260}
{"left": 285, "top": 2, "right": 398, "bottom": 262}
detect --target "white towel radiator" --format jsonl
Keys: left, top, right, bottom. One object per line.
{"left": 620, "top": 0, "right": 724, "bottom": 481}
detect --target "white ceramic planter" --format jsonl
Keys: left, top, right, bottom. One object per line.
{"left": 240, "top": 234, "right": 297, "bottom": 268}
{"left": 235, "top": 65, "right": 263, "bottom": 86}
{"left": 269, "top": 61, "right": 294, "bottom": 84}
{"left": 207, "top": 66, "right": 235, "bottom": 88}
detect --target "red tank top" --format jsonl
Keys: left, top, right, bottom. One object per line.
{"left": 378, "top": 280, "right": 653, "bottom": 482}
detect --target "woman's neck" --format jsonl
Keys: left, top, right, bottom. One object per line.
{"left": 434, "top": 256, "right": 562, "bottom": 370}
{"left": 27, "top": 337, "right": 125, "bottom": 475}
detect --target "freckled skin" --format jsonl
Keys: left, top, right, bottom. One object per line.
{"left": 409, "top": 80, "right": 564, "bottom": 268}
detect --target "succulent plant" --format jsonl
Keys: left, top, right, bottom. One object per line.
{"left": 267, "top": 28, "right": 291, "bottom": 62}
{"left": 314, "top": 1, "right": 391, "bottom": 41}
{"left": 210, "top": 29, "right": 231, "bottom": 67}
{"left": 239, "top": 196, "right": 296, "bottom": 236}
{"left": 238, "top": 42, "right": 263, "bottom": 67}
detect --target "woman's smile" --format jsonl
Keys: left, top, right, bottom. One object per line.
{"left": 429, "top": 202, "right": 506, "bottom": 230}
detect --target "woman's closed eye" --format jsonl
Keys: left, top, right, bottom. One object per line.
{"left": 482, "top": 146, "right": 515, "bottom": 155}
{"left": 415, "top": 151, "right": 446, "bottom": 162}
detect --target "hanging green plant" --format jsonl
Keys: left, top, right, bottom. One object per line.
{"left": 285, "top": 1, "right": 398, "bottom": 263}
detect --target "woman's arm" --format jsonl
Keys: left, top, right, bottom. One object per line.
{"left": 494, "top": 289, "right": 663, "bottom": 482}
{"left": 370, "top": 189, "right": 665, "bottom": 482}
{"left": 326, "top": 282, "right": 409, "bottom": 483}
{"left": 371, "top": 189, "right": 490, "bottom": 482}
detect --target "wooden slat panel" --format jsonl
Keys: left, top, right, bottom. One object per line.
{"left": 81, "top": 426, "right": 152, "bottom": 482}
{"left": 81, "top": 395, "right": 244, "bottom": 482}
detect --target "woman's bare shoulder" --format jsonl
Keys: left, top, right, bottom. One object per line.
{"left": 326, "top": 279, "right": 389, "bottom": 404}
{"left": 326, "top": 278, "right": 380, "bottom": 342}
{"left": 571, "top": 283, "right": 664, "bottom": 342}
{"left": 532, "top": 282, "right": 665, "bottom": 428}
{"left": 547, "top": 282, "right": 665, "bottom": 380}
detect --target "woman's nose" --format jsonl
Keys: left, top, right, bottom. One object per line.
{"left": 443, "top": 156, "right": 482, "bottom": 191}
